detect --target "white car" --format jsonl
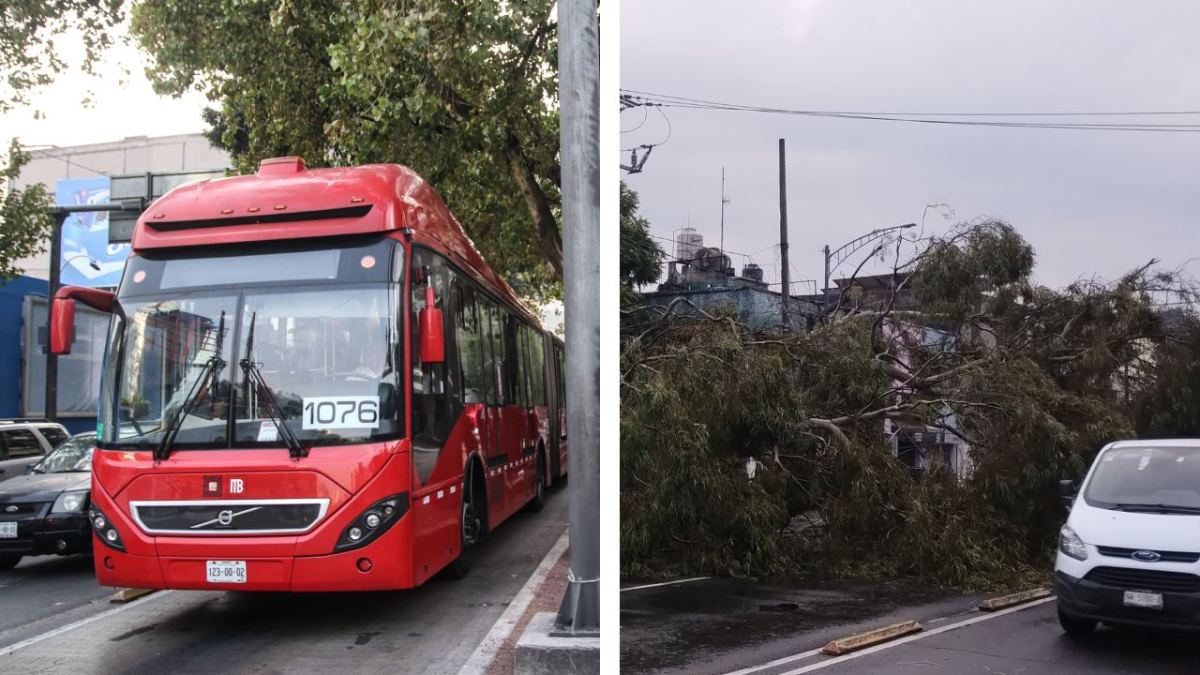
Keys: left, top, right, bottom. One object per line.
{"left": 0, "top": 419, "right": 71, "bottom": 482}
{"left": 1056, "top": 439, "right": 1200, "bottom": 635}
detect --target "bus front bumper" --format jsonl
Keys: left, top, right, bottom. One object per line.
{"left": 94, "top": 516, "right": 417, "bottom": 592}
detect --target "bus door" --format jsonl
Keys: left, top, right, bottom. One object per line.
{"left": 479, "top": 300, "right": 508, "bottom": 517}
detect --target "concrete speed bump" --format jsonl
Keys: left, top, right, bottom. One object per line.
{"left": 110, "top": 588, "right": 156, "bottom": 604}
{"left": 821, "top": 620, "right": 923, "bottom": 656}
{"left": 978, "top": 588, "right": 1052, "bottom": 612}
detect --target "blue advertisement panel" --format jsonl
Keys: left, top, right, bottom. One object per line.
{"left": 54, "top": 177, "right": 130, "bottom": 287}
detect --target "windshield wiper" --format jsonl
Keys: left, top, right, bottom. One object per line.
{"left": 155, "top": 311, "right": 227, "bottom": 461}
{"left": 1110, "top": 503, "right": 1200, "bottom": 514}
{"left": 239, "top": 312, "right": 308, "bottom": 459}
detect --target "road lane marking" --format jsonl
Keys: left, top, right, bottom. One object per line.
{"left": 724, "top": 646, "right": 827, "bottom": 675}
{"left": 774, "top": 596, "right": 1056, "bottom": 674}
{"left": 621, "top": 576, "right": 710, "bottom": 592}
{"left": 0, "top": 589, "right": 173, "bottom": 658}
{"left": 724, "top": 596, "right": 1055, "bottom": 675}
{"left": 456, "top": 528, "right": 569, "bottom": 675}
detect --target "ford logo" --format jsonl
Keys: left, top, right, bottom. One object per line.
{"left": 3, "top": 505, "right": 16, "bottom": 513}
{"left": 1132, "top": 550, "right": 1162, "bottom": 562}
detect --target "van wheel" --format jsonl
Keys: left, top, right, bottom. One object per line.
{"left": 0, "top": 555, "right": 20, "bottom": 571}
{"left": 1058, "top": 608, "right": 1097, "bottom": 637}
{"left": 445, "top": 477, "right": 483, "bottom": 580}
{"left": 525, "top": 454, "right": 546, "bottom": 513}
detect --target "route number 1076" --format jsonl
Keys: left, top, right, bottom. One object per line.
{"left": 301, "top": 396, "right": 381, "bottom": 430}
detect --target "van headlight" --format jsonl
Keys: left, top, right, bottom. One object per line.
{"left": 52, "top": 490, "right": 88, "bottom": 514}
{"left": 1059, "top": 525, "right": 1088, "bottom": 561}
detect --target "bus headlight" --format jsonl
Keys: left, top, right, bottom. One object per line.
{"left": 88, "top": 505, "right": 125, "bottom": 551}
{"left": 335, "top": 493, "right": 408, "bottom": 552}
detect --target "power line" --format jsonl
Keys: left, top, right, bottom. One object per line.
{"left": 621, "top": 90, "right": 1200, "bottom": 133}
{"left": 20, "top": 147, "right": 111, "bottom": 176}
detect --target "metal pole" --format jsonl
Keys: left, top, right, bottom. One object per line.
{"left": 719, "top": 168, "right": 724, "bottom": 256}
{"left": 823, "top": 244, "right": 831, "bottom": 313}
{"left": 45, "top": 212, "right": 67, "bottom": 421}
{"left": 778, "top": 139, "right": 790, "bottom": 329}
{"left": 554, "top": 0, "right": 599, "bottom": 637}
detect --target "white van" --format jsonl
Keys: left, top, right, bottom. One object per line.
{"left": 1056, "top": 439, "right": 1200, "bottom": 635}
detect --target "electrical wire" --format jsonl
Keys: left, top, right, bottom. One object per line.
{"left": 621, "top": 105, "right": 649, "bottom": 134}
{"left": 621, "top": 90, "right": 1200, "bottom": 133}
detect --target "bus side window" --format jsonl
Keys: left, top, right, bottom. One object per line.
{"left": 455, "top": 278, "right": 485, "bottom": 405}
{"left": 528, "top": 328, "right": 546, "bottom": 406}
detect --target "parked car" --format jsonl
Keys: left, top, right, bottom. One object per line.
{"left": 1056, "top": 439, "right": 1200, "bottom": 635}
{"left": 0, "top": 432, "right": 96, "bottom": 570}
{"left": 0, "top": 419, "right": 71, "bottom": 482}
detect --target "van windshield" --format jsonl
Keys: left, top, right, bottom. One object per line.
{"left": 1084, "top": 446, "right": 1200, "bottom": 511}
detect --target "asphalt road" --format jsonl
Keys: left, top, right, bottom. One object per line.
{"left": 623, "top": 579, "right": 1199, "bottom": 675}
{"left": 0, "top": 551, "right": 118, "bottom": 650}
{"left": 0, "top": 485, "right": 566, "bottom": 675}
{"left": 812, "top": 599, "right": 1196, "bottom": 675}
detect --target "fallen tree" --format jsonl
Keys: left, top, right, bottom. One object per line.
{"left": 621, "top": 221, "right": 1197, "bottom": 588}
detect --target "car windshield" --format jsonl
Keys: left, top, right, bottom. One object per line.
{"left": 1084, "top": 445, "right": 1200, "bottom": 510}
{"left": 36, "top": 436, "right": 96, "bottom": 473}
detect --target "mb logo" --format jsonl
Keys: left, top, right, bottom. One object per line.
{"left": 202, "top": 476, "right": 245, "bottom": 497}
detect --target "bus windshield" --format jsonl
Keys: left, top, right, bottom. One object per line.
{"left": 98, "top": 241, "right": 402, "bottom": 450}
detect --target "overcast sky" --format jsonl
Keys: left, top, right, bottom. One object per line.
{"left": 1, "top": 28, "right": 208, "bottom": 148}
{"left": 621, "top": 0, "right": 1200, "bottom": 292}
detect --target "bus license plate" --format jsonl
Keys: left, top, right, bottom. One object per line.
{"left": 1123, "top": 590, "right": 1162, "bottom": 609}
{"left": 0, "top": 522, "right": 15, "bottom": 539}
{"left": 206, "top": 560, "right": 247, "bottom": 584}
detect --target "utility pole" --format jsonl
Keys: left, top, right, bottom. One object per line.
{"left": 778, "top": 139, "right": 790, "bottom": 330}
{"left": 554, "top": 0, "right": 599, "bottom": 637}
{"left": 719, "top": 168, "right": 724, "bottom": 255}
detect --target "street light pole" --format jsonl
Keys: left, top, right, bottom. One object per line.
{"left": 554, "top": 0, "right": 599, "bottom": 637}
{"left": 822, "top": 223, "right": 916, "bottom": 313}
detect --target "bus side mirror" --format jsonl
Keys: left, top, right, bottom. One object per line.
{"left": 418, "top": 285, "right": 445, "bottom": 364}
{"left": 50, "top": 298, "right": 76, "bottom": 355}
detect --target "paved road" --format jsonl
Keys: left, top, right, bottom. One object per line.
{"left": 0, "top": 485, "right": 566, "bottom": 675}
{"left": 0, "top": 552, "right": 118, "bottom": 651}
{"left": 813, "top": 599, "right": 1195, "bottom": 675}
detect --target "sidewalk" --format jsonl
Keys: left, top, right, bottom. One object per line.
{"left": 486, "top": 548, "right": 571, "bottom": 674}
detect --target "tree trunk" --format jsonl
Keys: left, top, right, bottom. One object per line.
{"left": 505, "top": 132, "right": 563, "bottom": 281}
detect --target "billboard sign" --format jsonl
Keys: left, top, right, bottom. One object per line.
{"left": 55, "top": 177, "right": 130, "bottom": 287}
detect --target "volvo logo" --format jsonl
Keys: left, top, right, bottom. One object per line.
{"left": 217, "top": 510, "right": 234, "bottom": 526}
{"left": 3, "top": 505, "right": 16, "bottom": 513}
{"left": 1132, "top": 550, "right": 1162, "bottom": 562}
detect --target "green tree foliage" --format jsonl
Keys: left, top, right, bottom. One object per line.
{"left": 619, "top": 182, "right": 662, "bottom": 308}
{"left": 622, "top": 220, "right": 1191, "bottom": 588}
{"left": 0, "top": 140, "right": 52, "bottom": 279}
{"left": 1134, "top": 311, "right": 1200, "bottom": 437}
{"left": 0, "top": 0, "right": 122, "bottom": 112}
{"left": 131, "top": 0, "right": 563, "bottom": 295}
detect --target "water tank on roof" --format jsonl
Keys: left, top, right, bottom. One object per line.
{"left": 675, "top": 227, "right": 703, "bottom": 261}
{"left": 742, "top": 263, "right": 764, "bottom": 283}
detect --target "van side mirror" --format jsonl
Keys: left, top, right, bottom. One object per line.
{"left": 50, "top": 298, "right": 76, "bottom": 355}
{"left": 1058, "top": 479, "right": 1077, "bottom": 511}
{"left": 418, "top": 284, "right": 445, "bottom": 364}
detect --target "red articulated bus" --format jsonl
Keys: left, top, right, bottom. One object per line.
{"left": 50, "top": 156, "right": 567, "bottom": 591}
